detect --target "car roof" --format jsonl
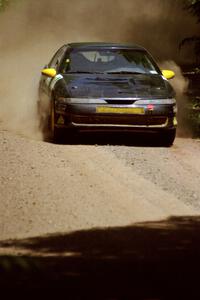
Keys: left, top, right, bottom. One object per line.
{"left": 67, "top": 42, "right": 146, "bottom": 51}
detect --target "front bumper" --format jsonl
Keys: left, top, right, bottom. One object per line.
{"left": 54, "top": 98, "right": 177, "bottom": 132}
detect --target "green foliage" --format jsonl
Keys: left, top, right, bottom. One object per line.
{"left": 187, "top": 0, "right": 200, "bottom": 22}
{"left": 186, "top": 104, "right": 200, "bottom": 136}
{"left": 187, "top": 0, "right": 200, "bottom": 4}
{"left": 0, "top": 0, "right": 9, "bottom": 11}
{"left": 180, "top": 0, "right": 200, "bottom": 63}
{"left": 180, "top": 36, "right": 200, "bottom": 64}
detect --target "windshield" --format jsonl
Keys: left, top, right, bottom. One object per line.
{"left": 61, "top": 49, "right": 160, "bottom": 74}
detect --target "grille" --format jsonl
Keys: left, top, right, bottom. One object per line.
{"left": 72, "top": 115, "right": 167, "bottom": 126}
{"left": 105, "top": 100, "right": 135, "bottom": 104}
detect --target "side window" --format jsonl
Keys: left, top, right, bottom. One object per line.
{"left": 49, "top": 46, "right": 67, "bottom": 70}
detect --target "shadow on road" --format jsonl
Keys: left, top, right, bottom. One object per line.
{"left": 55, "top": 131, "right": 169, "bottom": 147}
{"left": 1, "top": 215, "right": 200, "bottom": 298}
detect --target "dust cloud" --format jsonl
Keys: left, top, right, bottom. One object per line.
{"left": 159, "top": 60, "right": 191, "bottom": 136}
{"left": 0, "top": 0, "right": 198, "bottom": 139}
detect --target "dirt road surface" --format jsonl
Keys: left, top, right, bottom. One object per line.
{"left": 0, "top": 130, "right": 199, "bottom": 241}
{"left": 0, "top": 129, "right": 200, "bottom": 297}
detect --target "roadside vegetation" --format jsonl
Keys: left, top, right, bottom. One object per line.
{"left": 180, "top": 0, "right": 200, "bottom": 136}
{"left": 182, "top": 0, "right": 200, "bottom": 62}
{"left": 0, "top": 0, "right": 9, "bottom": 11}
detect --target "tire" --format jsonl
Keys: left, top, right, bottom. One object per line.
{"left": 50, "top": 101, "right": 76, "bottom": 144}
{"left": 37, "top": 99, "right": 50, "bottom": 141}
{"left": 50, "top": 102, "right": 62, "bottom": 143}
{"left": 159, "top": 129, "right": 176, "bottom": 147}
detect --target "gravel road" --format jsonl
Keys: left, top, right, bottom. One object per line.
{"left": 0, "top": 129, "right": 199, "bottom": 242}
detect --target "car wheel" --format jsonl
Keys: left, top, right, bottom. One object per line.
{"left": 159, "top": 129, "right": 176, "bottom": 147}
{"left": 37, "top": 99, "right": 50, "bottom": 141}
{"left": 50, "top": 101, "right": 62, "bottom": 143}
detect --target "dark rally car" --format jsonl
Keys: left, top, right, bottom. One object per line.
{"left": 38, "top": 42, "right": 177, "bottom": 145}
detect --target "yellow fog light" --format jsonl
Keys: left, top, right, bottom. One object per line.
{"left": 173, "top": 117, "right": 178, "bottom": 126}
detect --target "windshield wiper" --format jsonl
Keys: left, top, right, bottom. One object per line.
{"left": 106, "top": 71, "right": 145, "bottom": 74}
{"left": 67, "top": 71, "right": 104, "bottom": 74}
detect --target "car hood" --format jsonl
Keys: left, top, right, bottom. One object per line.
{"left": 61, "top": 73, "right": 175, "bottom": 99}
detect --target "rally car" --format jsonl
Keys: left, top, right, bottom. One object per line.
{"left": 38, "top": 42, "right": 177, "bottom": 145}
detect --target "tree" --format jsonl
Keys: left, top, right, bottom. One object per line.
{"left": 187, "top": 0, "right": 200, "bottom": 22}
{"left": 180, "top": 0, "right": 200, "bottom": 64}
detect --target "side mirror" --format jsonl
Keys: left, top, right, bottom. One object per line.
{"left": 162, "top": 70, "right": 175, "bottom": 80}
{"left": 41, "top": 68, "right": 57, "bottom": 78}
